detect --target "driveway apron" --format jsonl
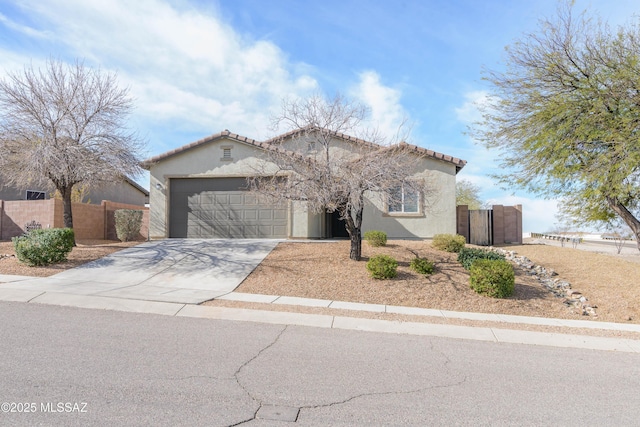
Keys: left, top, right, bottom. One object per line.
{"left": 1, "top": 239, "right": 280, "bottom": 304}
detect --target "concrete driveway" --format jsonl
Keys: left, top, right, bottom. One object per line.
{"left": 0, "top": 239, "right": 280, "bottom": 304}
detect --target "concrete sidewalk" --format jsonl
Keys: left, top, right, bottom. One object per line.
{"left": 1, "top": 281, "right": 639, "bottom": 353}
{"left": 0, "top": 239, "right": 280, "bottom": 304}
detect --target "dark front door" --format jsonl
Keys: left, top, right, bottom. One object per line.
{"left": 325, "top": 210, "right": 349, "bottom": 238}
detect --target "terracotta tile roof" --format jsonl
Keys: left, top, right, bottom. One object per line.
{"left": 141, "top": 129, "right": 294, "bottom": 168}
{"left": 142, "top": 127, "right": 466, "bottom": 173}
{"left": 263, "top": 125, "right": 380, "bottom": 150}
{"left": 397, "top": 142, "right": 467, "bottom": 172}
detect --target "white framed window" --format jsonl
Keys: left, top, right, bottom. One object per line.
{"left": 388, "top": 184, "right": 419, "bottom": 213}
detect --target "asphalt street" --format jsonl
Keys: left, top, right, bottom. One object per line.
{"left": 1, "top": 301, "right": 639, "bottom": 426}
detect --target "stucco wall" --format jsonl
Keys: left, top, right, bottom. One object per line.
{"left": 87, "top": 181, "right": 148, "bottom": 206}
{"left": 361, "top": 157, "right": 457, "bottom": 238}
{"left": 148, "top": 135, "right": 460, "bottom": 239}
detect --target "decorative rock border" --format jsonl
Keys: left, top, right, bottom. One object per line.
{"left": 491, "top": 247, "right": 597, "bottom": 317}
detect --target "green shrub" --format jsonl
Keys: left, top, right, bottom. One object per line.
{"left": 366, "top": 254, "right": 398, "bottom": 279}
{"left": 431, "top": 234, "right": 466, "bottom": 253}
{"left": 469, "top": 259, "right": 515, "bottom": 298}
{"left": 363, "top": 230, "right": 387, "bottom": 247}
{"left": 457, "top": 247, "right": 506, "bottom": 270}
{"left": 410, "top": 257, "right": 435, "bottom": 275}
{"left": 114, "top": 209, "right": 143, "bottom": 242}
{"left": 12, "top": 228, "right": 75, "bottom": 266}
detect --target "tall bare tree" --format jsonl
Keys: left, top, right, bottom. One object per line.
{"left": 0, "top": 59, "right": 145, "bottom": 232}
{"left": 249, "top": 94, "right": 430, "bottom": 261}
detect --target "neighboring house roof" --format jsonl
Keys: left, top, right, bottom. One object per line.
{"left": 142, "top": 128, "right": 467, "bottom": 173}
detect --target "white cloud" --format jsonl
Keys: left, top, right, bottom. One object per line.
{"left": 454, "top": 90, "right": 492, "bottom": 126}
{"left": 4, "top": 0, "right": 319, "bottom": 145}
{"left": 350, "top": 70, "right": 408, "bottom": 142}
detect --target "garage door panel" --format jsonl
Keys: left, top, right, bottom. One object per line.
{"left": 170, "top": 178, "right": 287, "bottom": 238}
{"left": 229, "top": 194, "right": 243, "bottom": 205}
{"left": 244, "top": 194, "right": 257, "bottom": 205}
{"left": 273, "top": 225, "right": 287, "bottom": 235}
{"left": 243, "top": 209, "right": 258, "bottom": 220}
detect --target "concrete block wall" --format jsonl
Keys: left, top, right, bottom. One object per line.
{"left": 501, "top": 204, "right": 523, "bottom": 244}
{"left": 71, "top": 202, "right": 107, "bottom": 240}
{"left": 103, "top": 201, "right": 149, "bottom": 241}
{"left": 0, "top": 199, "right": 61, "bottom": 240}
{"left": 0, "top": 199, "right": 149, "bottom": 241}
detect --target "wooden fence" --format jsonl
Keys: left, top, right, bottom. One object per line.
{"left": 457, "top": 204, "right": 522, "bottom": 246}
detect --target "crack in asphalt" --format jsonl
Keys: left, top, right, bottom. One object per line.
{"left": 227, "top": 325, "right": 289, "bottom": 427}
{"left": 298, "top": 337, "right": 466, "bottom": 417}
{"left": 299, "top": 376, "right": 468, "bottom": 412}
{"left": 226, "top": 331, "right": 465, "bottom": 425}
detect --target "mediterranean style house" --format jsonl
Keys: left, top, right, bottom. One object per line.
{"left": 143, "top": 128, "right": 466, "bottom": 239}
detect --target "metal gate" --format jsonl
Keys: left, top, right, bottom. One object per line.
{"left": 469, "top": 209, "right": 493, "bottom": 246}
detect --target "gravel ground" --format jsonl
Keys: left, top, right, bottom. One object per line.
{"left": 226, "top": 240, "right": 592, "bottom": 320}
{"left": 0, "top": 239, "right": 141, "bottom": 277}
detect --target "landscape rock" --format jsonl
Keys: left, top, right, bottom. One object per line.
{"left": 491, "top": 247, "right": 598, "bottom": 318}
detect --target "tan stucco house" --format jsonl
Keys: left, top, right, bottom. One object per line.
{"left": 0, "top": 177, "right": 149, "bottom": 206}
{"left": 143, "top": 129, "right": 466, "bottom": 240}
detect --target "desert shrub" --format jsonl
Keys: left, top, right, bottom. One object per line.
{"left": 431, "top": 234, "right": 466, "bottom": 253}
{"left": 366, "top": 254, "right": 398, "bottom": 279}
{"left": 363, "top": 230, "right": 387, "bottom": 247}
{"left": 115, "top": 209, "right": 143, "bottom": 242}
{"left": 469, "top": 259, "right": 515, "bottom": 298}
{"left": 457, "top": 247, "right": 505, "bottom": 270}
{"left": 12, "top": 228, "right": 75, "bottom": 266}
{"left": 410, "top": 257, "right": 435, "bottom": 275}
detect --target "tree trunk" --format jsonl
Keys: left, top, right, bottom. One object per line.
{"left": 60, "top": 185, "right": 74, "bottom": 229}
{"left": 606, "top": 196, "right": 640, "bottom": 251}
{"left": 341, "top": 196, "right": 364, "bottom": 261}
{"left": 349, "top": 227, "right": 362, "bottom": 261}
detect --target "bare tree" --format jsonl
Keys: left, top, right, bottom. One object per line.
{"left": 0, "top": 59, "right": 145, "bottom": 234}
{"left": 249, "top": 94, "right": 431, "bottom": 261}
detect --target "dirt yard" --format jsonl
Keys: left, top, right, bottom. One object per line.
{"left": 0, "top": 239, "right": 141, "bottom": 277}
{"left": 218, "top": 239, "right": 640, "bottom": 324}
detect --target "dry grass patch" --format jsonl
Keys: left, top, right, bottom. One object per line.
{"left": 234, "top": 240, "right": 575, "bottom": 320}
{"left": 0, "top": 239, "right": 142, "bottom": 278}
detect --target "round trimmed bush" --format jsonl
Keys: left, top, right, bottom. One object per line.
{"left": 410, "top": 257, "right": 435, "bottom": 275}
{"left": 363, "top": 230, "right": 387, "bottom": 247}
{"left": 366, "top": 254, "right": 398, "bottom": 279}
{"left": 431, "top": 234, "right": 466, "bottom": 253}
{"left": 12, "top": 228, "right": 75, "bottom": 266}
{"left": 469, "top": 259, "right": 515, "bottom": 298}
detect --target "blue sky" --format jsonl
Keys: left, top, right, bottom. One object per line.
{"left": 0, "top": 0, "right": 638, "bottom": 232}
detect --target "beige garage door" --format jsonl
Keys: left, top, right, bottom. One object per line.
{"left": 169, "top": 178, "right": 287, "bottom": 238}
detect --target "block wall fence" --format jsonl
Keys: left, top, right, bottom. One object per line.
{"left": 0, "top": 199, "right": 148, "bottom": 241}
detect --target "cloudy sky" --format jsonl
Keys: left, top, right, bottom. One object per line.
{"left": 1, "top": 0, "right": 638, "bottom": 232}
